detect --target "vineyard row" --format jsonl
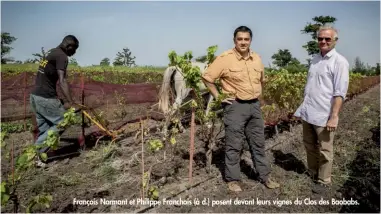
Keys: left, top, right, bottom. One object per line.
{"left": 1, "top": 66, "right": 379, "bottom": 126}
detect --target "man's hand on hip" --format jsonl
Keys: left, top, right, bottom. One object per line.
{"left": 222, "top": 97, "right": 235, "bottom": 105}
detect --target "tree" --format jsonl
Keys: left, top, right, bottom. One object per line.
{"left": 23, "top": 58, "right": 36, "bottom": 64}
{"left": 270, "top": 49, "right": 307, "bottom": 73}
{"left": 69, "top": 58, "right": 78, "bottom": 66}
{"left": 100, "top": 57, "right": 110, "bottom": 66}
{"left": 32, "top": 47, "right": 47, "bottom": 62}
{"left": 1, "top": 32, "right": 17, "bottom": 64}
{"left": 375, "top": 63, "right": 380, "bottom": 75}
{"left": 112, "top": 47, "right": 136, "bottom": 67}
{"left": 113, "top": 59, "right": 123, "bottom": 66}
{"left": 289, "top": 57, "right": 301, "bottom": 66}
{"left": 271, "top": 49, "right": 293, "bottom": 67}
{"left": 195, "top": 55, "right": 208, "bottom": 63}
{"left": 301, "top": 16, "right": 337, "bottom": 56}
{"left": 305, "top": 58, "right": 312, "bottom": 67}
{"left": 353, "top": 57, "right": 366, "bottom": 74}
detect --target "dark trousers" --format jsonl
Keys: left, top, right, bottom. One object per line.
{"left": 223, "top": 99, "right": 270, "bottom": 183}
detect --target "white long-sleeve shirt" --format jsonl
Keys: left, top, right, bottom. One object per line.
{"left": 294, "top": 48, "right": 350, "bottom": 127}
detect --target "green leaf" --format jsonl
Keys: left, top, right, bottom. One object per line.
{"left": 40, "top": 153, "right": 48, "bottom": 162}
{"left": 26, "top": 194, "right": 53, "bottom": 213}
{"left": 1, "top": 193, "right": 10, "bottom": 206}
{"left": 16, "top": 153, "right": 29, "bottom": 167}
{"left": 170, "top": 137, "right": 176, "bottom": 145}
{"left": 1, "top": 182, "right": 10, "bottom": 206}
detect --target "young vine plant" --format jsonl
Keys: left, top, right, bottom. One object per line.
{"left": 167, "top": 45, "right": 228, "bottom": 172}
{"left": 1, "top": 107, "right": 81, "bottom": 213}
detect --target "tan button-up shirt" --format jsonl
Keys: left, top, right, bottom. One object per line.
{"left": 202, "top": 48, "right": 265, "bottom": 100}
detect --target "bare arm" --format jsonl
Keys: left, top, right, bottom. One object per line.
{"left": 202, "top": 79, "right": 219, "bottom": 99}
{"left": 56, "top": 54, "right": 75, "bottom": 105}
{"left": 260, "top": 61, "right": 266, "bottom": 92}
{"left": 58, "top": 70, "right": 73, "bottom": 104}
{"left": 330, "top": 96, "right": 343, "bottom": 118}
{"left": 201, "top": 55, "right": 226, "bottom": 99}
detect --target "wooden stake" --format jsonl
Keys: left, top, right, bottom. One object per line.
{"left": 23, "top": 72, "right": 27, "bottom": 131}
{"left": 189, "top": 106, "right": 195, "bottom": 184}
{"left": 80, "top": 73, "right": 85, "bottom": 147}
{"left": 141, "top": 118, "right": 145, "bottom": 199}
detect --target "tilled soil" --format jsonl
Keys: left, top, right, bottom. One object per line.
{"left": 1, "top": 85, "right": 379, "bottom": 213}
{"left": 152, "top": 85, "right": 380, "bottom": 213}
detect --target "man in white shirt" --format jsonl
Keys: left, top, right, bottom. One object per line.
{"left": 294, "top": 25, "right": 349, "bottom": 194}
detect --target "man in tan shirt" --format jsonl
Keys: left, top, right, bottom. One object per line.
{"left": 202, "top": 26, "right": 280, "bottom": 192}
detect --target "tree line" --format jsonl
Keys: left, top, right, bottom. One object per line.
{"left": 1, "top": 35, "right": 136, "bottom": 68}
{"left": 1, "top": 15, "right": 379, "bottom": 75}
{"left": 194, "top": 15, "right": 379, "bottom": 76}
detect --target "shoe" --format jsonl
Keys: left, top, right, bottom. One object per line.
{"left": 227, "top": 181, "right": 242, "bottom": 192}
{"left": 307, "top": 170, "right": 318, "bottom": 182}
{"left": 312, "top": 182, "right": 330, "bottom": 194}
{"left": 35, "top": 156, "right": 47, "bottom": 168}
{"left": 264, "top": 178, "right": 280, "bottom": 189}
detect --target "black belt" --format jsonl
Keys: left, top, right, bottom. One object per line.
{"left": 235, "top": 98, "right": 258, "bottom": 103}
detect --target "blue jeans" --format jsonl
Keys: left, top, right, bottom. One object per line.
{"left": 30, "top": 94, "right": 65, "bottom": 153}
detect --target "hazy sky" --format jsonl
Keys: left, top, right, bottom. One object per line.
{"left": 2, "top": 1, "right": 380, "bottom": 68}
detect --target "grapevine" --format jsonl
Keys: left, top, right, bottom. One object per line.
{"left": 167, "top": 45, "right": 228, "bottom": 173}
{"left": 1, "top": 107, "right": 81, "bottom": 213}
{"left": 132, "top": 45, "right": 223, "bottom": 200}
{"left": 148, "top": 139, "right": 164, "bottom": 152}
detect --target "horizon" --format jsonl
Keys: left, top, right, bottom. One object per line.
{"left": 1, "top": 1, "right": 380, "bottom": 68}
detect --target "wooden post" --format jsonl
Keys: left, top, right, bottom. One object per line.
{"left": 275, "top": 124, "right": 279, "bottom": 135}
{"left": 141, "top": 118, "right": 145, "bottom": 199}
{"left": 80, "top": 73, "right": 85, "bottom": 147}
{"left": 189, "top": 105, "right": 195, "bottom": 184}
{"left": 23, "top": 72, "right": 27, "bottom": 131}
{"left": 12, "top": 140, "right": 16, "bottom": 212}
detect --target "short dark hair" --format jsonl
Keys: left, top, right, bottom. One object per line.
{"left": 59, "top": 35, "right": 79, "bottom": 56}
{"left": 234, "top": 26, "right": 252, "bottom": 39}
{"left": 60, "top": 35, "right": 79, "bottom": 49}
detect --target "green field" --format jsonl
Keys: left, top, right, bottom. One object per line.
{"left": 1, "top": 63, "right": 379, "bottom": 125}
{"left": 1, "top": 63, "right": 166, "bottom": 74}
